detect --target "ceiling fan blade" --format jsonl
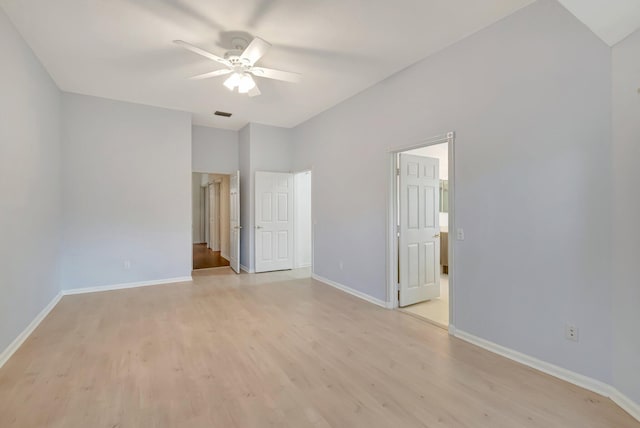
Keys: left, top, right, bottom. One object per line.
{"left": 190, "top": 69, "right": 232, "bottom": 80}
{"left": 241, "top": 37, "right": 271, "bottom": 65}
{"left": 173, "top": 40, "right": 231, "bottom": 67}
{"left": 250, "top": 67, "right": 301, "bottom": 83}
{"left": 248, "top": 85, "right": 261, "bottom": 97}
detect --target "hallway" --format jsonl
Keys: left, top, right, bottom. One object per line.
{"left": 192, "top": 243, "right": 229, "bottom": 270}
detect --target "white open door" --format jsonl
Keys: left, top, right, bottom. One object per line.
{"left": 399, "top": 153, "right": 441, "bottom": 307}
{"left": 255, "top": 171, "right": 294, "bottom": 273}
{"left": 229, "top": 171, "right": 241, "bottom": 273}
{"left": 204, "top": 185, "right": 210, "bottom": 248}
{"left": 209, "top": 184, "right": 219, "bottom": 251}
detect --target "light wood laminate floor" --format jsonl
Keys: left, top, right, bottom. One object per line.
{"left": 0, "top": 268, "right": 637, "bottom": 428}
{"left": 402, "top": 274, "right": 449, "bottom": 327}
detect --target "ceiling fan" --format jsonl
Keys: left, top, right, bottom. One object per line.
{"left": 174, "top": 36, "right": 301, "bottom": 97}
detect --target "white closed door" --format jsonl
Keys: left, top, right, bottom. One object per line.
{"left": 229, "top": 171, "right": 241, "bottom": 274}
{"left": 399, "top": 153, "right": 441, "bottom": 307}
{"left": 255, "top": 171, "right": 294, "bottom": 273}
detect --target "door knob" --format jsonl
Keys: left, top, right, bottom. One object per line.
{"left": 256, "top": 226, "right": 263, "bottom": 229}
{"left": 433, "top": 233, "right": 441, "bottom": 238}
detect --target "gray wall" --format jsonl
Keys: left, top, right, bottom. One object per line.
{"left": 61, "top": 93, "right": 192, "bottom": 290}
{"left": 292, "top": 0, "right": 613, "bottom": 383}
{"left": 238, "top": 123, "right": 293, "bottom": 271}
{"left": 612, "top": 29, "right": 640, "bottom": 405}
{"left": 192, "top": 125, "right": 239, "bottom": 174}
{"left": 0, "top": 9, "right": 62, "bottom": 353}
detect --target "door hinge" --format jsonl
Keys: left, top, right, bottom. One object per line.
{"left": 396, "top": 167, "right": 400, "bottom": 176}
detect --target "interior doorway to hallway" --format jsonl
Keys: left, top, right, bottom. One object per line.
{"left": 294, "top": 170, "right": 312, "bottom": 270}
{"left": 192, "top": 172, "right": 231, "bottom": 270}
{"left": 389, "top": 133, "right": 454, "bottom": 329}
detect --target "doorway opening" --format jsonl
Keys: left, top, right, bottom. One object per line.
{"left": 294, "top": 170, "right": 312, "bottom": 277}
{"left": 388, "top": 133, "right": 454, "bottom": 329}
{"left": 192, "top": 172, "right": 231, "bottom": 270}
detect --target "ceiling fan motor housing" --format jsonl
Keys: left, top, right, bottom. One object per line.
{"left": 225, "top": 50, "right": 251, "bottom": 67}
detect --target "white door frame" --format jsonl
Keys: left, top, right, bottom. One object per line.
{"left": 293, "top": 169, "right": 313, "bottom": 271}
{"left": 204, "top": 183, "right": 211, "bottom": 249}
{"left": 386, "top": 132, "right": 456, "bottom": 330}
{"left": 200, "top": 186, "right": 206, "bottom": 243}
{"left": 210, "top": 182, "right": 221, "bottom": 251}
{"left": 230, "top": 170, "right": 241, "bottom": 274}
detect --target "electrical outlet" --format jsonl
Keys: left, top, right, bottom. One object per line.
{"left": 124, "top": 260, "right": 131, "bottom": 270}
{"left": 456, "top": 228, "right": 465, "bottom": 241}
{"left": 339, "top": 261, "right": 344, "bottom": 270}
{"left": 565, "top": 324, "right": 579, "bottom": 342}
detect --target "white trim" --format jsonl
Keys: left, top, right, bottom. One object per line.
{"left": 312, "top": 273, "right": 393, "bottom": 309}
{"left": 387, "top": 132, "right": 456, "bottom": 320}
{"left": 454, "top": 329, "right": 610, "bottom": 393}
{"left": 446, "top": 133, "right": 456, "bottom": 326}
{"left": 240, "top": 264, "right": 254, "bottom": 274}
{"left": 0, "top": 292, "right": 62, "bottom": 369}
{"left": 61, "top": 276, "right": 193, "bottom": 296}
{"left": 454, "top": 329, "right": 640, "bottom": 423}
{"left": 611, "top": 389, "right": 640, "bottom": 423}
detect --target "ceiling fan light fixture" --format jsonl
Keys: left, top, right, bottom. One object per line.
{"left": 223, "top": 72, "right": 242, "bottom": 91}
{"left": 175, "top": 37, "right": 300, "bottom": 98}
{"left": 238, "top": 74, "right": 256, "bottom": 94}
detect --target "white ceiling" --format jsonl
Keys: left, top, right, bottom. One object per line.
{"left": 3, "top": 1, "right": 638, "bottom": 130}
{"left": 557, "top": 0, "right": 640, "bottom": 46}
{"left": 0, "top": 0, "right": 537, "bottom": 130}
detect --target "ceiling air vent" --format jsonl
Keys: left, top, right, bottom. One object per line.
{"left": 214, "top": 111, "right": 232, "bottom": 117}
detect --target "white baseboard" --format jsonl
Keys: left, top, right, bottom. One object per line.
{"left": 311, "top": 273, "right": 393, "bottom": 309}
{"left": 221, "top": 251, "right": 229, "bottom": 261}
{"left": 0, "top": 291, "right": 62, "bottom": 369}
{"left": 611, "top": 389, "right": 640, "bottom": 423}
{"left": 453, "top": 328, "right": 640, "bottom": 423}
{"left": 454, "top": 329, "right": 610, "bottom": 394}
{"left": 240, "top": 264, "right": 254, "bottom": 274}
{"left": 61, "top": 276, "right": 193, "bottom": 296}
